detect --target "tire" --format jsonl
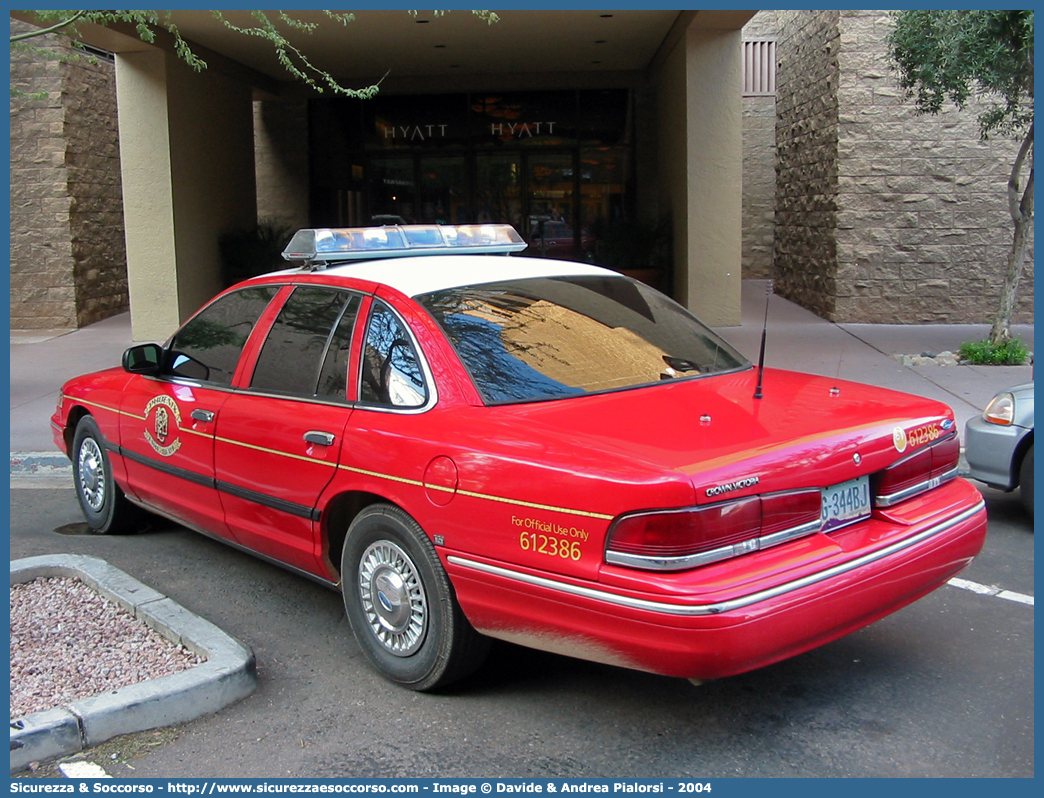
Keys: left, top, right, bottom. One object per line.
{"left": 341, "top": 504, "right": 489, "bottom": 691}
{"left": 71, "top": 416, "right": 141, "bottom": 534}
{"left": 1019, "top": 442, "right": 1033, "bottom": 519}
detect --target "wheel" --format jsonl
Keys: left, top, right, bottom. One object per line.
{"left": 341, "top": 504, "right": 489, "bottom": 690}
{"left": 71, "top": 416, "right": 140, "bottom": 534}
{"left": 1019, "top": 442, "right": 1033, "bottom": 518}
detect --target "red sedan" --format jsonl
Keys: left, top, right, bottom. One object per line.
{"left": 52, "top": 224, "right": 986, "bottom": 690}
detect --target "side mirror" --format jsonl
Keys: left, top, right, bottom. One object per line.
{"left": 122, "top": 343, "right": 164, "bottom": 375}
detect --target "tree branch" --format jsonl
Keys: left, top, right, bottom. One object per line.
{"left": 9, "top": 10, "right": 87, "bottom": 42}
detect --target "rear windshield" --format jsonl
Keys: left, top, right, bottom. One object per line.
{"left": 417, "top": 275, "right": 749, "bottom": 405}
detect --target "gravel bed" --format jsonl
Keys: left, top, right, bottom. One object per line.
{"left": 10, "top": 576, "right": 206, "bottom": 719}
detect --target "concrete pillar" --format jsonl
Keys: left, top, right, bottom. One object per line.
{"left": 656, "top": 25, "right": 743, "bottom": 326}
{"left": 115, "top": 50, "right": 256, "bottom": 341}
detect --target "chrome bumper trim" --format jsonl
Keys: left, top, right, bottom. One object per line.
{"left": 448, "top": 500, "right": 985, "bottom": 617}
{"left": 875, "top": 467, "right": 959, "bottom": 508}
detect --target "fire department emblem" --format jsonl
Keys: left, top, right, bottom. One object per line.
{"left": 893, "top": 426, "right": 908, "bottom": 454}
{"left": 155, "top": 406, "right": 169, "bottom": 441}
{"left": 144, "top": 395, "right": 183, "bottom": 457}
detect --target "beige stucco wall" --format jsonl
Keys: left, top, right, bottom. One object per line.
{"left": 656, "top": 24, "right": 743, "bottom": 326}
{"left": 116, "top": 49, "right": 257, "bottom": 341}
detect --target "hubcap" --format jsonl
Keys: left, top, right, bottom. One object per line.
{"left": 358, "top": 540, "right": 427, "bottom": 657}
{"left": 77, "top": 437, "right": 106, "bottom": 512}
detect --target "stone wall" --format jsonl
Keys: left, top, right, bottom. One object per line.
{"left": 774, "top": 9, "right": 1033, "bottom": 324}
{"left": 10, "top": 20, "right": 128, "bottom": 329}
{"left": 833, "top": 10, "right": 1033, "bottom": 323}
{"left": 741, "top": 11, "right": 777, "bottom": 280}
{"left": 773, "top": 10, "right": 841, "bottom": 318}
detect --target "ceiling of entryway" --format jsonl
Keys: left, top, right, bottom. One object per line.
{"left": 15, "top": 9, "right": 756, "bottom": 92}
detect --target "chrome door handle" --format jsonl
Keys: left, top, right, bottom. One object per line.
{"left": 304, "top": 431, "right": 336, "bottom": 447}
{"left": 191, "top": 409, "right": 215, "bottom": 423}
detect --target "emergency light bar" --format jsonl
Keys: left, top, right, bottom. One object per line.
{"left": 282, "top": 224, "right": 527, "bottom": 264}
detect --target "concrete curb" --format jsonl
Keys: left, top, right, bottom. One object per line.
{"left": 10, "top": 452, "right": 72, "bottom": 476}
{"left": 10, "top": 554, "right": 257, "bottom": 774}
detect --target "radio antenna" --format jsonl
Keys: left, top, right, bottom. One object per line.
{"left": 753, "top": 280, "right": 772, "bottom": 400}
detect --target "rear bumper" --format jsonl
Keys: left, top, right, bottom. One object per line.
{"left": 447, "top": 488, "right": 987, "bottom": 680}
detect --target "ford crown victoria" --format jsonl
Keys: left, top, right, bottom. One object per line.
{"left": 52, "top": 224, "right": 988, "bottom": 690}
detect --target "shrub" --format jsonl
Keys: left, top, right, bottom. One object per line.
{"left": 958, "top": 338, "right": 1031, "bottom": 365}
{"left": 219, "top": 218, "right": 295, "bottom": 287}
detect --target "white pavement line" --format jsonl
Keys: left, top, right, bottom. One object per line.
{"left": 948, "top": 577, "right": 1034, "bottom": 606}
{"left": 59, "top": 761, "right": 112, "bottom": 778}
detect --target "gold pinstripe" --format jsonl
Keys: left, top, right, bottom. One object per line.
{"left": 67, "top": 396, "right": 136, "bottom": 418}
{"left": 454, "top": 489, "right": 614, "bottom": 520}
{"left": 64, "top": 394, "right": 614, "bottom": 522}
{"left": 214, "top": 435, "right": 337, "bottom": 466}
{"left": 337, "top": 463, "right": 424, "bottom": 486}
{"left": 181, "top": 427, "right": 216, "bottom": 440}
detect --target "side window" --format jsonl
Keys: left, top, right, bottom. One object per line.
{"left": 359, "top": 301, "right": 429, "bottom": 408}
{"left": 250, "top": 287, "right": 361, "bottom": 400}
{"left": 168, "top": 286, "right": 279, "bottom": 386}
{"left": 316, "top": 294, "right": 362, "bottom": 400}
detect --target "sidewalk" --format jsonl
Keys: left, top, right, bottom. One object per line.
{"left": 8, "top": 282, "right": 1034, "bottom": 475}
{"left": 11, "top": 311, "right": 136, "bottom": 459}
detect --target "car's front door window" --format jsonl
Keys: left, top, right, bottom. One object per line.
{"left": 168, "top": 286, "right": 279, "bottom": 386}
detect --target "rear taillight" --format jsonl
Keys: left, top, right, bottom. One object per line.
{"left": 606, "top": 490, "right": 821, "bottom": 571}
{"left": 874, "top": 433, "right": 960, "bottom": 507}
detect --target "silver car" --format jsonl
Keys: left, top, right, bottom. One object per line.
{"left": 965, "top": 383, "right": 1034, "bottom": 516}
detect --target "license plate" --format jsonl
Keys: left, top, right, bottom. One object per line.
{"left": 821, "top": 476, "right": 871, "bottom": 532}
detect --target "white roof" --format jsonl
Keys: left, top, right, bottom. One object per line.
{"left": 272, "top": 255, "right": 620, "bottom": 298}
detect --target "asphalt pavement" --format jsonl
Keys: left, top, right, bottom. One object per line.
{"left": 9, "top": 479, "right": 1034, "bottom": 777}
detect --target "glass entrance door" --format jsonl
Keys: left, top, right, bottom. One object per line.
{"left": 474, "top": 153, "right": 522, "bottom": 227}
{"left": 525, "top": 153, "right": 585, "bottom": 261}
{"left": 368, "top": 157, "right": 415, "bottom": 224}
{"left": 418, "top": 156, "right": 466, "bottom": 224}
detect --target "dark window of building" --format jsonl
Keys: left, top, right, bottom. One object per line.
{"left": 577, "top": 89, "right": 630, "bottom": 145}
{"left": 470, "top": 90, "right": 578, "bottom": 148}
{"left": 308, "top": 89, "right": 634, "bottom": 262}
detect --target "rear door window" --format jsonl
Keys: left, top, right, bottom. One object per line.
{"left": 249, "top": 286, "right": 362, "bottom": 401}
{"left": 359, "top": 300, "right": 430, "bottom": 408}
